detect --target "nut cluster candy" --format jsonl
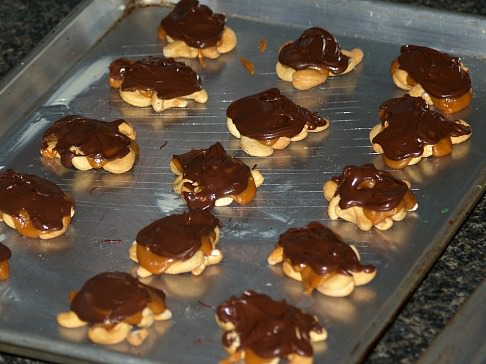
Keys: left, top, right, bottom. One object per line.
{"left": 41, "top": 115, "right": 139, "bottom": 174}
{"left": 370, "top": 95, "right": 472, "bottom": 169}
{"left": 390, "top": 44, "right": 472, "bottom": 113}
{"left": 157, "top": 0, "right": 237, "bottom": 60}
{"left": 216, "top": 290, "right": 327, "bottom": 364}
{"left": 323, "top": 164, "right": 418, "bottom": 231}
{"left": 276, "top": 27, "right": 363, "bottom": 90}
{"left": 109, "top": 56, "right": 208, "bottom": 112}
{"left": 57, "top": 272, "right": 171, "bottom": 346}
{"left": 226, "top": 88, "right": 329, "bottom": 156}
{"left": 0, "top": 170, "right": 75, "bottom": 239}
{"left": 170, "top": 142, "right": 264, "bottom": 210}
{"left": 129, "top": 210, "right": 222, "bottom": 277}
{"left": 268, "top": 222, "right": 376, "bottom": 297}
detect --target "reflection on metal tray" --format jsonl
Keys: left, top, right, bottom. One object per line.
{"left": 0, "top": 1, "right": 485, "bottom": 363}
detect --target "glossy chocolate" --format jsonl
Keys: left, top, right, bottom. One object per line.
{"left": 217, "top": 290, "right": 322, "bottom": 359}
{"left": 226, "top": 88, "right": 328, "bottom": 140}
{"left": 136, "top": 210, "right": 220, "bottom": 260}
{"left": 331, "top": 164, "right": 409, "bottom": 211}
{"left": 278, "top": 222, "right": 375, "bottom": 276}
{"left": 373, "top": 95, "right": 471, "bottom": 161}
{"left": 397, "top": 45, "right": 471, "bottom": 98}
{"left": 278, "top": 27, "right": 350, "bottom": 74}
{"left": 0, "top": 242, "right": 11, "bottom": 262}
{"left": 41, "top": 115, "right": 135, "bottom": 169}
{"left": 71, "top": 272, "right": 166, "bottom": 325}
{"left": 108, "top": 58, "right": 133, "bottom": 82}
{"left": 0, "top": 170, "right": 74, "bottom": 232}
{"left": 173, "top": 142, "right": 251, "bottom": 210}
{"left": 110, "top": 57, "right": 202, "bottom": 99}
{"left": 160, "top": 0, "right": 225, "bottom": 48}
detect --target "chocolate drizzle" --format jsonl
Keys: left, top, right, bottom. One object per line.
{"left": 160, "top": 0, "right": 226, "bottom": 48}
{"left": 41, "top": 115, "right": 135, "bottom": 169}
{"left": 173, "top": 142, "right": 252, "bottom": 210}
{"left": 332, "top": 164, "right": 409, "bottom": 211}
{"left": 136, "top": 210, "right": 220, "bottom": 260}
{"left": 226, "top": 88, "right": 328, "bottom": 140}
{"left": 216, "top": 290, "right": 322, "bottom": 358}
{"left": 373, "top": 95, "right": 471, "bottom": 161}
{"left": 71, "top": 272, "right": 166, "bottom": 325}
{"left": 0, "top": 242, "right": 11, "bottom": 262}
{"left": 109, "top": 58, "right": 133, "bottom": 82}
{"left": 109, "top": 57, "right": 202, "bottom": 99}
{"left": 397, "top": 45, "right": 471, "bottom": 98}
{"left": 0, "top": 170, "right": 74, "bottom": 232}
{"left": 278, "top": 27, "right": 350, "bottom": 74}
{"left": 278, "top": 222, "right": 375, "bottom": 276}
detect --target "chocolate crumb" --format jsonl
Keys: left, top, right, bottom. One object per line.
{"left": 198, "top": 300, "right": 216, "bottom": 309}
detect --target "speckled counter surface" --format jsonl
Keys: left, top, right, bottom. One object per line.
{"left": 0, "top": 1, "right": 485, "bottom": 363}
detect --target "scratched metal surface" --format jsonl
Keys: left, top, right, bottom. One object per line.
{"left": 0, "top": 1, "right": 485, "bottom": 363}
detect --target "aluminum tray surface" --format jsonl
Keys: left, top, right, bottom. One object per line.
{"left": 0, "top": 1, "right": 485, "bottom": 363}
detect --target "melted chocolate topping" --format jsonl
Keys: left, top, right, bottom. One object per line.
{"left": 41, "top": 115, "right": 135, "bottom": 169}
{"left": 278, "top": 222, "right": 375, "bottom": 276}
{"left": 217, "top": 290, "right": 322, "bottom": 358}
{"left": 331, "top": 164, "right": 409, "bottom": 211}
{"left": 173, "top": 142, "right": 251, "bottom": 210}
{"left": 373, "top": 95, "right": 471, "bottom": 161}
{"left": 109, "top": 58, "right": 133, "bottom": 82}
{"left": 278, "top": 27, "right": 350, "bottom": 74}
{"left": 71, "top": 272, "right": 166, "bottom": 325}
{"left": 136, "top": 210, "right": 220, "bottom": 260}
{"left": 161, "top": 0, "right": 226, "bottom": 48}
{"left": 0, "top": 170, "right": 74, "bottom": 232}
{"left": 0, "top": 242, "right": 11, "bottom": 261}
{"left": 226, "top": 88, "right": 328, "bottom": 140}
{"left": 110, "top": 57, "right": 202, "bottom": 99}
{"left": 397, "top": 45, "right": 471, "bottom": 98}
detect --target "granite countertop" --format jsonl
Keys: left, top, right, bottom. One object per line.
{"left": 0, "top": 0, "right": 485, "bottom": 363}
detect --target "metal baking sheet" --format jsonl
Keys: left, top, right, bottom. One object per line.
{"left": 0, "top": 1, "right": 485, "bottom": 363}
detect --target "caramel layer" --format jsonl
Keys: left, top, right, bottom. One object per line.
{"left": 0, "top": 242, "right": 11, "bottom": 281}
{"left": 0, "top": 261, "right": 9, "bottom": 281}
{"left": 363, "top": 191, "right": 417, "bottom": 224}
